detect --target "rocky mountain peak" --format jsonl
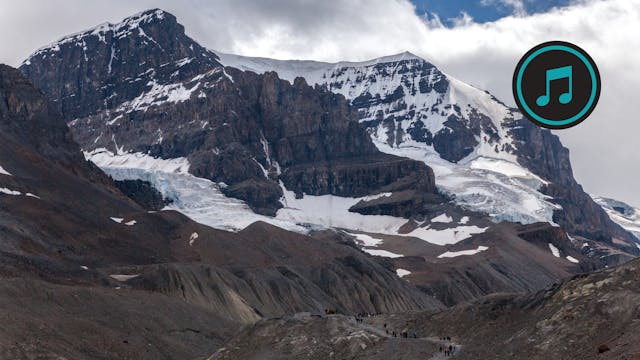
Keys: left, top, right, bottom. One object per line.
{"left": 20, "top": 9, "right": 220, "bottom": 120}
{"left": 22, "top": 9, "right": 178, "bottom": 66}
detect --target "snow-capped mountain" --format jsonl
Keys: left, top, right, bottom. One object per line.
{"left": 594, "top": 196, "right": 640, "bottom": 241}
{"left": 220, "top": 51, "right": 554, "bottom": 224}
{"left": 217, "top": 51, "right": 633, "bottom": 244}
{"left": 18, "top": 9, "right": 639, "bottom": 306}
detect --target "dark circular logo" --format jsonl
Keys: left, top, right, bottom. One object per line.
{"left": 512, "top": 41, "right": 601, "bottom": 129}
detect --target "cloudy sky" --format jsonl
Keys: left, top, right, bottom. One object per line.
{"left": 1, "top": 0, "right": 638, "bottom": 206}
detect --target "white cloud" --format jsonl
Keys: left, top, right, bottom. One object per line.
{"left": 0, "top": 0, "right": 638, "bottom": 206}
{"left": 481, "top": 0, "right": 528, "bottom": 16}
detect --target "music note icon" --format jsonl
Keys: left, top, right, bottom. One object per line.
{"left": 536, "top": 65, "right": 573, "bottom": 107}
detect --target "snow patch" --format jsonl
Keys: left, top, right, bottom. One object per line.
{"left": 0, "top": 166, "right": 12, "bottom": 176}
{"left": 396, "top": 269, "right": 411, "bottom": 278}
{"left": 110, "top": 274, "right": 140, "bottom": 282}
{"left": 548, "top": 243, "right": 561, "bottom": 257}
{"left": 362, "top": 248, "right": 403, "bottom": 258}
{"left": 110, "top": 217, "right": 124, "bottom": 224}
{"left": 0, "top": 188, "right": 21, "bottom": 196}
{"left": 566, "top": 256, "right": 579, "bottom": 263}
{"left": 189, "top": 232, "right": 199, "bottom": 246}
{"left": 431, "top": 214, "right": 453, "bottom": 223}
{"left": 346, "top": 232, "right": 383, "bottom": 247}
{"left": 402, "top": 225, "right": 487, "bottom": 246}
{"left": 437, "top": 245, "right": 488, "bottom": 258}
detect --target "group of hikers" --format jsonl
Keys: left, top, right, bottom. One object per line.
{"left": 439, "top": 336, "right": 457, "bottom": 357}
{"left": 383, "top": 323, "right": 418, "bottom": 339}
{"left": 340, "top": 309, "right": 460, "bottom": 357}
{"left": 353, "top": 311, "right": 382, "bottom": 323}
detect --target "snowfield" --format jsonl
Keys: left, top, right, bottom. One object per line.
{"left": 86, "top": 150, "right": 488, "bottom": 248}
{"left": 278, "top": 184, "right": 487, "bottom": 245}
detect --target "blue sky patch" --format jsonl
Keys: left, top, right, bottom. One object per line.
{"left": 411, "top": 0, "right": 573, "bottom": 26}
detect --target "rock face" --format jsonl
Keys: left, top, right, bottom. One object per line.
{"left": 0, "top": 64, "right": 104, "bottom": 182}
{"left": 20, "top": 9, "right": 439, "bottom": 217}
{"left": 114, "top": 179, "right": 168, "bottom": 210}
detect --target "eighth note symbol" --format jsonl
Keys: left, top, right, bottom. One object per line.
{"left": 536, "top": 65, "right": 573, "bottom": 107}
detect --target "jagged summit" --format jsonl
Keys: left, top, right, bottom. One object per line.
{"left": 23, "top": 9, "right": 171, "bottom": 65}
{"left": 20, "top": 8, "right": 220, "bottom": 120}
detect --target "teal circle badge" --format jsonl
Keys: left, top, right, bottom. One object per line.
{"left": 512, "top": 41, "right": 601, "bottom": 129}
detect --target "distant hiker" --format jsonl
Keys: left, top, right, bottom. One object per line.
{"left": 383, "top": 323, "right": 387, "bottom": 329}
{"left": 412, "top": 332, "right": 417, "bottom": 338}
{"left": 439, "top": 346, "right": 443, "bottom": 353}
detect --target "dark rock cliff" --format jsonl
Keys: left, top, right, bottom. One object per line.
{"left": 508, "top": 118, "right": 637, "bottom": 248}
